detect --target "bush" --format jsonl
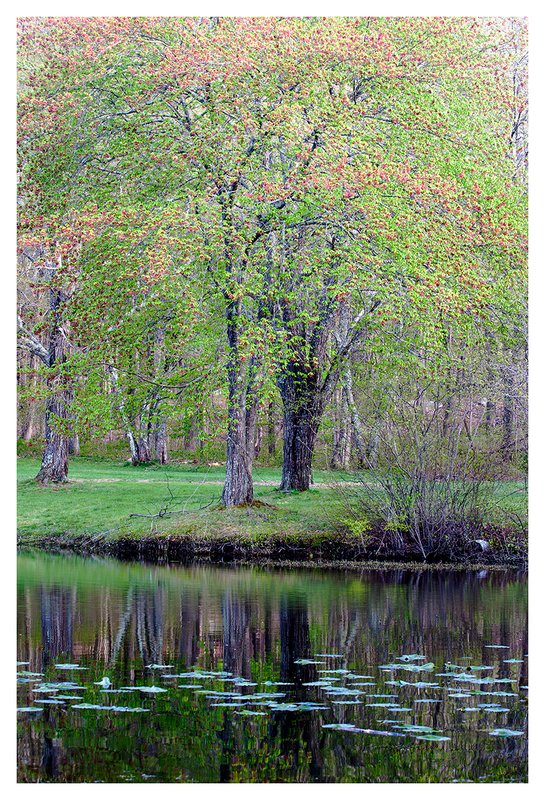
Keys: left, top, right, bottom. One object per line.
{"left": 333, "top": 384, "right": 521, "bottom": 561}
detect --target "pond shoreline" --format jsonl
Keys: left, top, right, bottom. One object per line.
{"left": 17, "top": 530, "right": 527, "bottom": 571}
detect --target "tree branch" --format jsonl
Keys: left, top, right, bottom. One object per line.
{"left": 17, "top": 315, "right": 50, "bottom": 366}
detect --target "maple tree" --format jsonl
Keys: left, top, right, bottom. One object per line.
{"left": 17, "top": 17, "right": 527, "bottom": 500}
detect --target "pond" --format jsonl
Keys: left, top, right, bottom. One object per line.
{"left": 17, "top": 552, "right": 528, "bottom": 783}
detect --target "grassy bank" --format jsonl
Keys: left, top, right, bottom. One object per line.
{"left": 17, "top": 457, "right": 527, "bottom": 566}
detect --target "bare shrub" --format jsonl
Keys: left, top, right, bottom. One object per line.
{"left": 334, "top": 381, "right": 511, "bottom": 561}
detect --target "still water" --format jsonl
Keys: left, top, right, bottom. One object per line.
{"left": 17, "top": 552, "right": 528, "bottom": 783}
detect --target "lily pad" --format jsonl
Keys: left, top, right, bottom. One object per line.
{"left": 303, "top": 681, "right": 337, "bottom": 687}
{"left": 322, "top": 723, "right": 359, "bottom": 731}
{"left": 294, "top": 659, "right": 325, "bottom": 665}
{"left": 393, "top": 724, "right": 435, "bottom": 733}
{"left": 55, "top": 663, "right": 88, "bottom": 670}
{"left": 397, "top": 654, "right": 427, "bottom": 662}
{"left": 136, "top": 685, "right": 168, "bottom": 694}
{"left": 34, "top": 698, "right": 65, "bottom": 705}
{"left": 109, "top": 706, "right": 149, "bottom": 713}
{"left": 210, "top": 702, "right": 245, "bottom": 707}
{"left": 17, "top": 706, "right": 43, "bottom": 712}
{"left": 379, "top": 662, "right": 435, "bottom": 673}
{"left": 346, "top": 728, "right": 406, "bottom": 737}
{"left": 331, "top": 700, "right": 364, "bottom": 705}
{"left": 166, "top": 672, "right": 215, "bottom": 679}
{"left": 488, "top": 728, "right": 524, "bottom": 737}
{"left": 146, "top": 664, "right": 173, "bottom": 669}
{"left": 366, "top": 702, "right": 400, "bottom": 708}
{"left": 70, "top": 703, "right": 148, "bottom": 712}
{"left": 262, "top": 681, "right": 293, "bottom": 686}
{"left": 235, "top": 710, "right": 266, "bottom": 716}
{"left": 315, "top": 653, "right": 344, "bottom": 658}
{"left": 415, "top": 734, "right": 451, "bottom": 741}
{"left": 504, "top": 659, "right": 524, "bottom": 664}
{"left": 399, "top": 681, "right": 440, "bottom": 689}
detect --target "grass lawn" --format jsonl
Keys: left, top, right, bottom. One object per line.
{"left": 17, "top": 457, "right": 527, "bottom": 549}
{"left": 17, "top": 457, "right": 346, "bottom": 543}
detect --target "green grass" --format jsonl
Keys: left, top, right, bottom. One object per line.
{"left": 17, "top": 457, "right": 345, "bottom": 542}
{"left": 17, "top": 457, "right": 527, "bottom": 547}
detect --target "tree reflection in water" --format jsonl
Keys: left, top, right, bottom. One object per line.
{"left": 17, "top": 554, "right": 528, "bottom": 783}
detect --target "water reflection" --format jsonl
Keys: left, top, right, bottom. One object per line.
{"left": 17, "top": 553, "right": 528, "bottom": 783}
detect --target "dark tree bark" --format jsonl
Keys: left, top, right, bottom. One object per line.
{"left": 222, "top": 301, "right": 254, "bottom": 506}
{"left": 36, "top": 392, "right": 70, "bottom": 484}
{"left": 35, "top": 284, "right": 70, "bottom": 484}
{"left": 18, "top": 263, "right": 72, "bottom": 484}
{"left": 278, "top": 364, "right": 324, "bottom": 491}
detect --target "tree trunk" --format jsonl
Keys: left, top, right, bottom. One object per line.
{"left": 136, "top": 435, "right": 151, "bottom": 464}
{"left": 153, "top": 419, "right": 168, "bottom": 464}
{"left": 68, "top": 434, "right": 80, "bottom": 456}
{"left": 366, "top": 424, "right": 380, "bottom": 469}
{"left": 485, "top": 398, "right": 495, "bottom": 433}
{"left": 221, "top": 301, "right": 254, "bottom": 506}
{"left": 330, "top": 386, "right": 351, "bottom": 470}
{"left": 267, "top": 401, "right": 276, "bottom": 458}
{"left": 245, "top": 382, "right": 259, "bottom": 466}
{"left": 342, "top": 365, "right": 368, "bottom": 467}
{"left": 151, "top": 326, "right": 168, "bottom": 464}
{"left": 36, "top": 284, "right": 70, "bottom": 484}
{"left": 36, "top": 392, "right": 70, "bottom": 484}
{"left": 278, "top": 368, "right": 322, "bottom": 492}
{"left": 502, "top": 364, "right": 514, "bottom": 462}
